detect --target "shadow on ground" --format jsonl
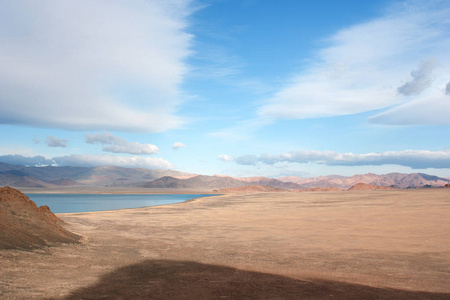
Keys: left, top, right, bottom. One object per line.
{"left": 65, "top": 259, "right": 449, "bottom": 300}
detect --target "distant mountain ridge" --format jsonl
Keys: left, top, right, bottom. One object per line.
{"left": 278, "top": 172, "right": 450, "bottom": 189}
{"left": 0, "top": 162, "right": 448, "bottom": 190}
{"left": 347, "top": 183, "right": 395, "bottom": 191}
{"left": 213, "top": 185, "right": 284, "bottom": 193}
{"left": 0, "top": 162, "right": 193, "bottom": 188}
{"left": 235, "top": 176, "right": 301, "bottom": 189}
{"left": 142, "top": 175, "right": 249, "bottom": 189}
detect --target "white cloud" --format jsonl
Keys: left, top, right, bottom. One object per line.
{"left": 217, "top": 155, "right": 234, "bottom": 161}
{"left": 230, "top": 149, "right": 450, "bottom": 169}
{"left": 0, "top": 154, "right": 172, "bottom": 169}
{"left": 45, "top": 136, "right": 68, "bottom": 148}
{"left": 86, "top": 132, "right": 158, "bottom": 155}
{"left": 172, "top": 142, "right": 186, "bottom": 150}
{"left": 0, "top": 0, "right": 194, "bottom": 132}
{"left": 32, "top": 136, "right": 68, "bottom": 147}
{"left": 258, "top": 0, "right": 450, "bottom": 125}
{"left": 53, "top": 154, "right": 172, "bottom": 169}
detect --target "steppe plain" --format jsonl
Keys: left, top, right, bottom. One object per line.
{"left": 1, "top": 189, "right": 449, "bottom": 299}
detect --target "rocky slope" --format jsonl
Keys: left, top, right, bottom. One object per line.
{"left": 279, "top": 173, "right": 449, "bottom": 189}
{"left": 0, "top": 162, "right": 194, "bottom": 188}
{"left": 293, "top": 187, "right": 345, "bottom": 192}
{"left": 347, "top": 183, "right": 395, "bottom": 191}
{"left": 237, "top": 176, "right": 302, "bottom": 189}
{"left": 0, "top": 186, "right": 81, "bottom": 250}
{"left": 142, "top": 175, "right": 251, "bottom": 189}
{"left": 213, "top": 185, "right": 284, "bottom": 193}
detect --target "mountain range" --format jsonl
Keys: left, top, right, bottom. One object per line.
{"left": 0, "top": 162, "right": 449, "bottom": 190}
{"left": 0, "top": 162, "right": 192, "bottom": 188}
{"left": 277, "top": 173, "right": 450, "bottom": 189}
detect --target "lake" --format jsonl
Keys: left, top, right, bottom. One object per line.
{"left": 26, "top": 193, "right": 218, "bottom": 213}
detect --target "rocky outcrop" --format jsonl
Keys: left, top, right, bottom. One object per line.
{"left": 279, "top": 173, "right": 449, "bottom": 189}
{"left": 143, "top": 175, "right": 250, "bottom": 189}
{"left": 213, "top": 185, "right": 283, "bottom": 193}
{"left": 38, "top": 205, "right": 65, "bottom": 225}
{"left": 237, "top": 177, "right": 301, "bottom": 189}
{"left": 293, "top": 187, "right": 344, "bottom": 192}
{"left": 0, "top": 162, "right": 196, "bottom": 189}
{"left": 347, "top": 183, "right": 395, "bottom": 191}
{"left": 0, "top": 186, "right": 81, "bottom": 250}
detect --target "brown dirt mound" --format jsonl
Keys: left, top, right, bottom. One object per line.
{"left": 214, "top": 185, "right": 282, "bottom": 193}
{"left": 348, "top": 183, "right": 395, "bottom": 191}
{"left": 0, "top": 186, "right": 81, "bottom": 250}
{"left": 38, "top": 205, "right": 65, "bottom": 225}
{"left": 442, "top": 183, "right": 450, "bottom": 188}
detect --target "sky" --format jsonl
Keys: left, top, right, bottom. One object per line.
{"left": 0, "top": 0, "right": 449, "bottom": 178}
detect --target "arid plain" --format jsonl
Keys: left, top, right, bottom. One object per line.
{"left": 1, "top": 189, "right": 450, "bottom": 299}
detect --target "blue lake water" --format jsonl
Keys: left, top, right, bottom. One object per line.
{"left": 25, "top": 193, "right": 217, "bottom": 213}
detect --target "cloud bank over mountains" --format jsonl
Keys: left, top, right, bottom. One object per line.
{"left": 52, "top": 154, "right": 172, "bottom": 169}
{"left": 258, "top": 1, "right": 450, "bottom": 125}
{"left": 222, "top": 149, "right": 450, "bottom": 169}
{"left": 0, "top": 154, "right": 172, "bottom": 170}
{"left": 0, "top": 0, "right": 194, "bottom": 132}
{"left": 2, "top": 147, "right": 449, "bottom": 172}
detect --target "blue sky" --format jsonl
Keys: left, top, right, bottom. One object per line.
{"left": 0, "top": 0, "right": 449, "bottom": 178}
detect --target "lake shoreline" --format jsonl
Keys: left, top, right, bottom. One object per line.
{"left": 19, "top": 186, "right": 214, "bottom": 194}
{"left": 25, "top": 192, "right": 220, "bottom": 214}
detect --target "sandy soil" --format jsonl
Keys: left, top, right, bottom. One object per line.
{"left": 1, "top": 189, "right": 449, "bottom": 299}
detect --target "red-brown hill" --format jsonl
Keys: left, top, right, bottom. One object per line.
{"left": 348, "top": 183, "right": 395, "bottom": 191}
{"left": 279, "top": 172, "right": 449, "bottom": 189}
{"left": 293, "top": 187, "right": 345, "bottom": 192}
{"left": 214, "top": 185, "right": 283, "bottom": 193}
{"left": 0, "top": 186, "right": 81, "bottom": 250}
